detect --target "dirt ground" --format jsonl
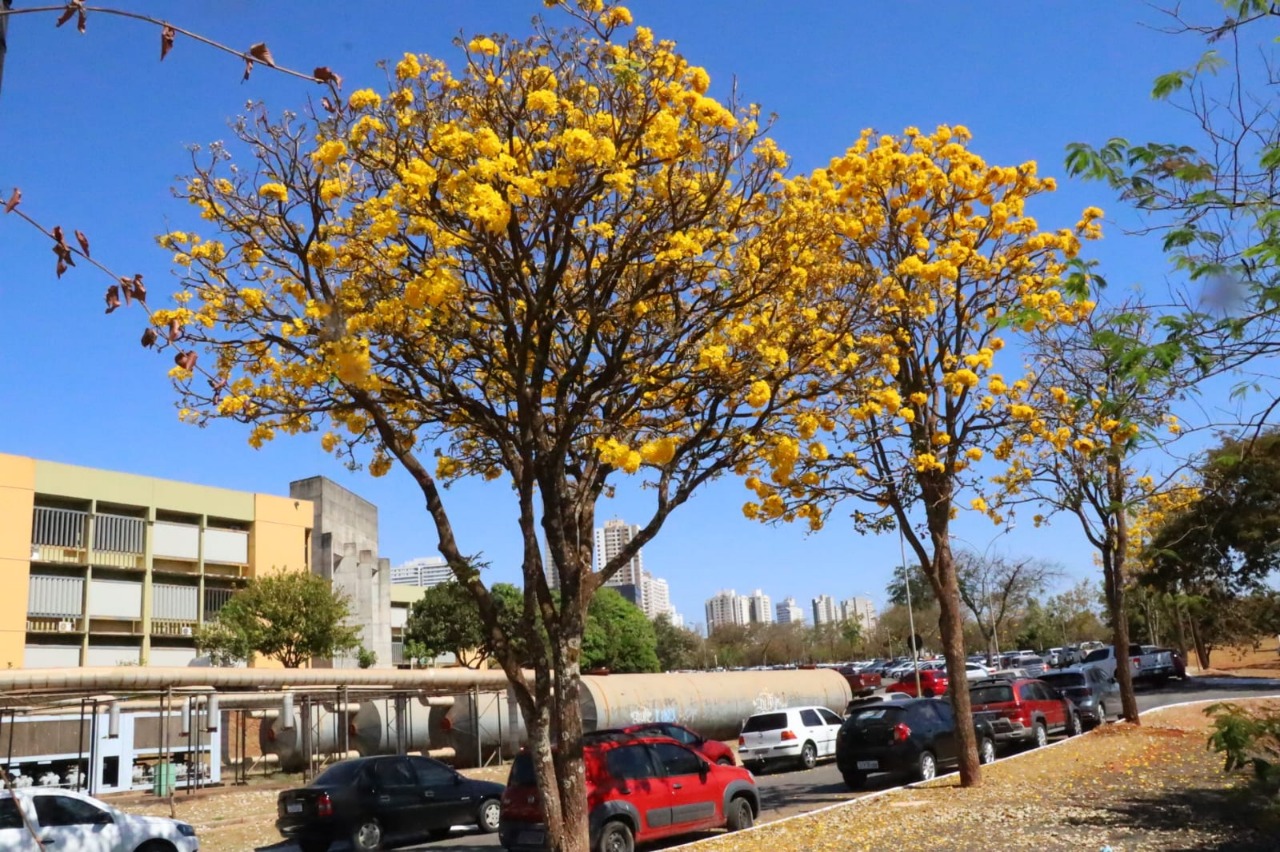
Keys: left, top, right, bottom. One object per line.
{"left": 687, "top": 699, "right": 1280, "bottom": 852}
{"left": 1199, "top": 640, "right": 1280, "bottom": 677}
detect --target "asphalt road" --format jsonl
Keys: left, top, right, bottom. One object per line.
{"left": 258, "top": 675, "right": 1280, "bottom": 852}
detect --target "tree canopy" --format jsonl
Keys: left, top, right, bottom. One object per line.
{"left": 195, "top": 570, "right": 360, "bottom": 668}
{"left": 581, "top": 588, "right": 659, "bottom": 673}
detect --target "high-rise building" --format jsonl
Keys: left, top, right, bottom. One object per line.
{"left": 843, "top": 596, "right": 878, "bottom": 631}
{"left": 704, "top": 589, "right": 750, "bottom": 633}
{"left": 595, "top": 519, "right": 644, "bottom": 587}
{"left": 390, "top": 556, "right": 452, "bottom": 588}
{"left": 776, "top": 597, "right": 804, "bottom": 625}
{"left": 811, "top": 594, "right": 839, "bottom": 625}
{"left": 641, "top": 573, "right": 672, "bottom": 620}
{"left": 746, "top": 589, "right": 774, "bottom": 624}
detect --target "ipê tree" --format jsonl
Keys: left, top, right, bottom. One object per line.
{"left": 147, "top": 5, "right": 870, "bottom": 849}
{"left": 1016, "top": 303, "right": 1192, "bottom": 722}
{"left": 740, "top": 125, "right": 1102, "bottom": 786}
{"left": 195, "top": 570, "right": 361, "bottom": 668}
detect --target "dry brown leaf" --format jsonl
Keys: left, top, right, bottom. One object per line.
{"left": 56, "top": 257, "right": 68, "bottom": 278}
{"left": 168, "top": 317, "right": 183, "bottom": 343}
{"left": 76, "top": 7, "right": 86, "bottom": 33}
{"left": 160, "top": 24, "right": 176, "bottom": 61}
{"left": 313, "top": 66, "right": 342, "bottom": 87}
{"left": 3, "top": 188, "right": 20, "bottom": 214}
{"left": 141, "top": 328, "right": 159, "bottom": 349}
{"left": 249, "top": 42, "right": 275, "bottom": 67}
{"left": 321, "top": 96, "right": 336, "bottom": 114}
{"left": 52, "top": 224, "right": 65, "bottom": 245}
{"left": 174, "top": 351, "right": 198, "bottom": 371}
{"left": 104, "top": 285, "right": 121, "bottom": 314}
{"left": 74, "top": 229, "right": 90, "bottom": 257}
{"left": 130, "top": 273, "right": 147, "bottom": 302}
{"left": 54, "top": 3, "right": 78, "bottom": 28}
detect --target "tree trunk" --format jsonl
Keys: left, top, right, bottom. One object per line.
{"left": 1188, "top": 614, "right": 1211, "bottom": 669}
{"left": 1101, "top": 545, "right": 1140, "bottom": 724}
{"left": 920, "top": 482, "right": 981, "bottom": 787}
{"left": 550, "top": 634, "right": 589, "bottom": 852}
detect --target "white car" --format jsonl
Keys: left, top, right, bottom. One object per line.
{"left": 737, "top": 705, "right": 844, "bottom": 771}
{"left": 0, "top": 787, "right": 200, "bottom": 851}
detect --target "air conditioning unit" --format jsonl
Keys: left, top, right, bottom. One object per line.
{"left": 56, "top": 620, "right": 74, "bottom": 633}
{"left": 180, "top": 626, "right": 194, "bottom": 637}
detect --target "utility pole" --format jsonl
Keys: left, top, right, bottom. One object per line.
{"left": 0, "top": 1, "right": 13, "bottom": 99}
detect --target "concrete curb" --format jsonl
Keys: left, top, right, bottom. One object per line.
{"left": 674, "top": 693, "right": 1280, "bottom": 849}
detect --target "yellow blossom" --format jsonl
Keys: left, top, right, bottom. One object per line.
{"left": 258, "top": 183, "right": 289, "bottom": 203}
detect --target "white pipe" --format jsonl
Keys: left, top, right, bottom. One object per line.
{"left": 0, "top": 666, "right": 522, "bottom": 694}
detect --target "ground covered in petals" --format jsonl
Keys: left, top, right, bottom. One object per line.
{"left": 684, "top": 700, "right": 1280, "bottom": 852}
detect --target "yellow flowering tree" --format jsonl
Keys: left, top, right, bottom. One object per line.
{"left": 152, "top": 4, "right": 868, "bottom": 848}
{"left": 740, "top": 125, "right": 1101, "bottom": 786}
{"left": 1016, "top": 303, "right": 1193, "bottom": 722}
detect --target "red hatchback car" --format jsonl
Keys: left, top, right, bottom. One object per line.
{"left": 618, "top": 722, "right": 736, "bottom": 766}
{"left": 969, "top": 676, "right": 1080, "bottom": 750}
{"left": 885, "top": 668, "right": 950, "bottom": 698}
{"left": 499, "top": 730, "right": 758, "bottom": 851}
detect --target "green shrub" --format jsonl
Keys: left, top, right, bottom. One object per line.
{"left": 1205, "top": 702, "right": 1280, "bottom": 797}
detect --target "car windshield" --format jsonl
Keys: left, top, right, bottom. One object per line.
{"left": 509, "top": 754, "right": 536, "bottom": 786}
{"left": 1082, "top": 648, "right": 1108, "bottom": 663}
{"left": 847, "top": 706, "right": 903, "bottom": 723}
{"left": 312, "top": 761, "right": 362, "bottom": 786}
{"left": 970, "top": 684, "right": 1014, "bottom": 704}
{"left": 1041, "top": 673, "right": 1085, "bottom": 688}
{"left": 741, "top": 712, "right": 788, "bottom": 733}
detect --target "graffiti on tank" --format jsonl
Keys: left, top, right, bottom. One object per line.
{"left": 628, "top": 702, "right": 679, "bottom": 726}
{"left": 751, "top": 691, "right": 787, "bottom": 715}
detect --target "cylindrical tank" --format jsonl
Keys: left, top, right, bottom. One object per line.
{"left": 578, "top": 669, "right": 851, "bottom": 741}
{"left": 432, "top": 670, "right": 851, "bottom": 767}
{"left": 259, "top": 703, "right": 349, "bottom": 772}
{"left": 349, "top": 697, "right": 434, "bottom": 757}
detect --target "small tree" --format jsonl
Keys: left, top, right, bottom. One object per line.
{"left": 954, "top": 550, "right": 1058, "bottom": 662}
{"left": 652, "top": 614, "right": 702, "bottom": 671}
{"left": 581, "top": 588, "right": 659, "bottom": 673}
{"left": 404, "top": 580, "right": 522, "bottom": 669}
{"left": 197, "top": 571, "right": 360, "bottom": 668}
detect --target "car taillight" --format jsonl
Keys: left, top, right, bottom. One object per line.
{"left": 316, "top": 792, "right": 333, "bottom": 818}
{"left": 780, "top": 730, "right": 798, "bottom": 741}
{"left": 738, "top": 736, "right": 745, "bottom": 746}
{"left": 892, "top": 723, "right": 911, "bottom": 743}
{"left": 1131, "top": 657, "right": 1141, "bottom": 669}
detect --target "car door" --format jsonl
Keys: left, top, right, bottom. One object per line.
{"left": 602, "top": 743, "right": 669, "bottom": 839}
{"left": 649, "top": 741, "right": 719, "bottom": 833}
{"left": 797, "top": 708, "right": 826, "bottom": 756}
{"left": 1033, "top": 682, "right": 1065, "bottom": 730}
{"left": 410, "top": 755, "right": 468, "bottom": 833}
{"left": 371, "top": 756, "right": 426, "bottom": 841}
{"left": 31, "top": 794, "right": 123, "bottom": 852}
{"left": 816, "top": 708, "right": 844, "bottom": 756}
{"left": 926, "top": 700, "right": 959, "bottom": 765}
{"left": 0, "top": 795, "right": 34, "bottom": 850}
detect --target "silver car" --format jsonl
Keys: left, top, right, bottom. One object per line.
{"left": 1040, "top": 666, "right": 1119, "bottom": 727}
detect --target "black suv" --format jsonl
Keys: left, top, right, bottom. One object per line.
{"left": 835, "top": 697, "right": 998, "bottom": 788}
{"left": 276, "top": 754, "right": 505, "bottom": 852}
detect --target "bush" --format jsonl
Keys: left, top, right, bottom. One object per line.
{"left": 1205, "top": 702, "right": 1280, "bottom": 797}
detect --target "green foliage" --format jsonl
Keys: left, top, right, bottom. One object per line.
{"left": 652, "top": 614, "right": 703, "bottom": 671}
{"left": 582, "top": 588, "right": 659, "bottom": 673}
{"left": 197, "top": 571, "right": 361, "bottom": 668}
{"left": 1205, "top": 701, "right": 1280, "bottom": 796}
{"left": 356, "top": 646, "right": 377, "bottom": 669}
{"left": 886, "top": 563, "right": 934, "bottom": 608}
{"left": 401, "top": 638, "right": 431, "bottom": 668}
{"left": 405, "top": 580, "right": 523, "bottom": 668}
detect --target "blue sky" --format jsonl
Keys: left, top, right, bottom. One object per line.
{"left": 0, "top": 1, "right": 1226, "bottom": 630}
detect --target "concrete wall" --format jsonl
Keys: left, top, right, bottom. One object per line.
{"left": 288, "top": 477, "right": 391, "bottom": 668}
{"left": 0, "top": 453, "right": 36, "bottom": 668}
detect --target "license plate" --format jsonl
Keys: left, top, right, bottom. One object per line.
{"left": 286, "top": 803, "right": 302, "bottom": 814}
{"left": 517, "top": 829, "right": 545, "bottom": 845}
{"left": 856, "top": 760, "right": 878, "bottom": 770}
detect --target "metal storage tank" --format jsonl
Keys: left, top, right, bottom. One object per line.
{"left": 578, "top": 669, "right": 851, "bottom": 741}
{"left": 259, "top": 704, "right": 349, "bottom": 772}
{"left": 432, "top": 670, "right": 851, "bottom": 766}
{"left": 349, "top": 697, "right": 435, "bottom": 758}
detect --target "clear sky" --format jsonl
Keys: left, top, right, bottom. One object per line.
{"left": 0, "top": 1, "right": 1222, "bottom": 630}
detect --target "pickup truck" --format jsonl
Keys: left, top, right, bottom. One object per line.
{"left": 1081, "top": 643, "right": 1176, "bottom": 684}
{"left": 837, "top": 664, "right": 883, "bottom": 696}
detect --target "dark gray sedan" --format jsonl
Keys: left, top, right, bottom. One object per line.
{"left": 1040, "top": 666, "right": 1119, "bottom": 727}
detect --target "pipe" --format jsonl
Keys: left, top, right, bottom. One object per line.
{"left": 0, "top": 667, "right": 521, "bottom": 695}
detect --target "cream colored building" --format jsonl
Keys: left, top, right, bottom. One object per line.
{"left": 0, "top": 452, "right": 312, "bottom": 669}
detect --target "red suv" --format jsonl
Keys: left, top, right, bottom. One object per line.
{"left": 969, "top": 676, "right": 1080, "bottom": 750}
{"left": 618, "top": 722, "right": 736, "bottom": 765}
{"left": 885, "top": 668, "right": 949, "bottom": 698}
{"left": 498, "top": 731, "right": 758, "bottom": 851}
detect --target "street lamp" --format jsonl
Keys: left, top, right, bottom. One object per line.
{"left": 951, "top": 528, "right": 1013, "bottom": 667}
{"left": 898, "top": 527, "right": 923, "bottom": 698}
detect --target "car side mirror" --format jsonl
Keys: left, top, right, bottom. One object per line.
{"left": 698, "top": 760, "right": 710, "bottom": 777}
{"left": 94, "top": 811, "right": 114, "bottom": 826}
{"left": 454, "top": 774, "right": 464, "bottom": 785}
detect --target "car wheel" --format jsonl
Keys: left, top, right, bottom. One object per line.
{"left": 915, "top": 750, "right": 937, "bottom": 782}
{"left": 800, "top": 741, "right": 818, "bottom": 770}
{"left": 1066, "top": 710, "right": 1081, "bottom": 737}
{"left": 1097, "top": 702, "right": 1108, "bottom": 725}
{"left": 351, "top": 819, "right": 383, "bottom": 851}
{"left": 1031, "top": 722, "right": 1047, "bottom": 749}
{"left": 596, "top": 820, "right": 635, "bottom": 852}
{"left": 842, "top": 770, "right": 866, "bottom": 790}
{"left": 477, "top": 797, "right": 501, "bottom": 833}
{"left": 979, "top": 736, "right": 997, "bottom": 765}
{"left": 726, "top": 795, "right": 754, "bottom": 831}
{"left": 717, "top": 756, "right": 735, "bottom": 766}
{"left": 135, "top": 843, "right": 180, "bottom": 852}
{"left": 745, "top": 760, "right": 766, "bottom": 774}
